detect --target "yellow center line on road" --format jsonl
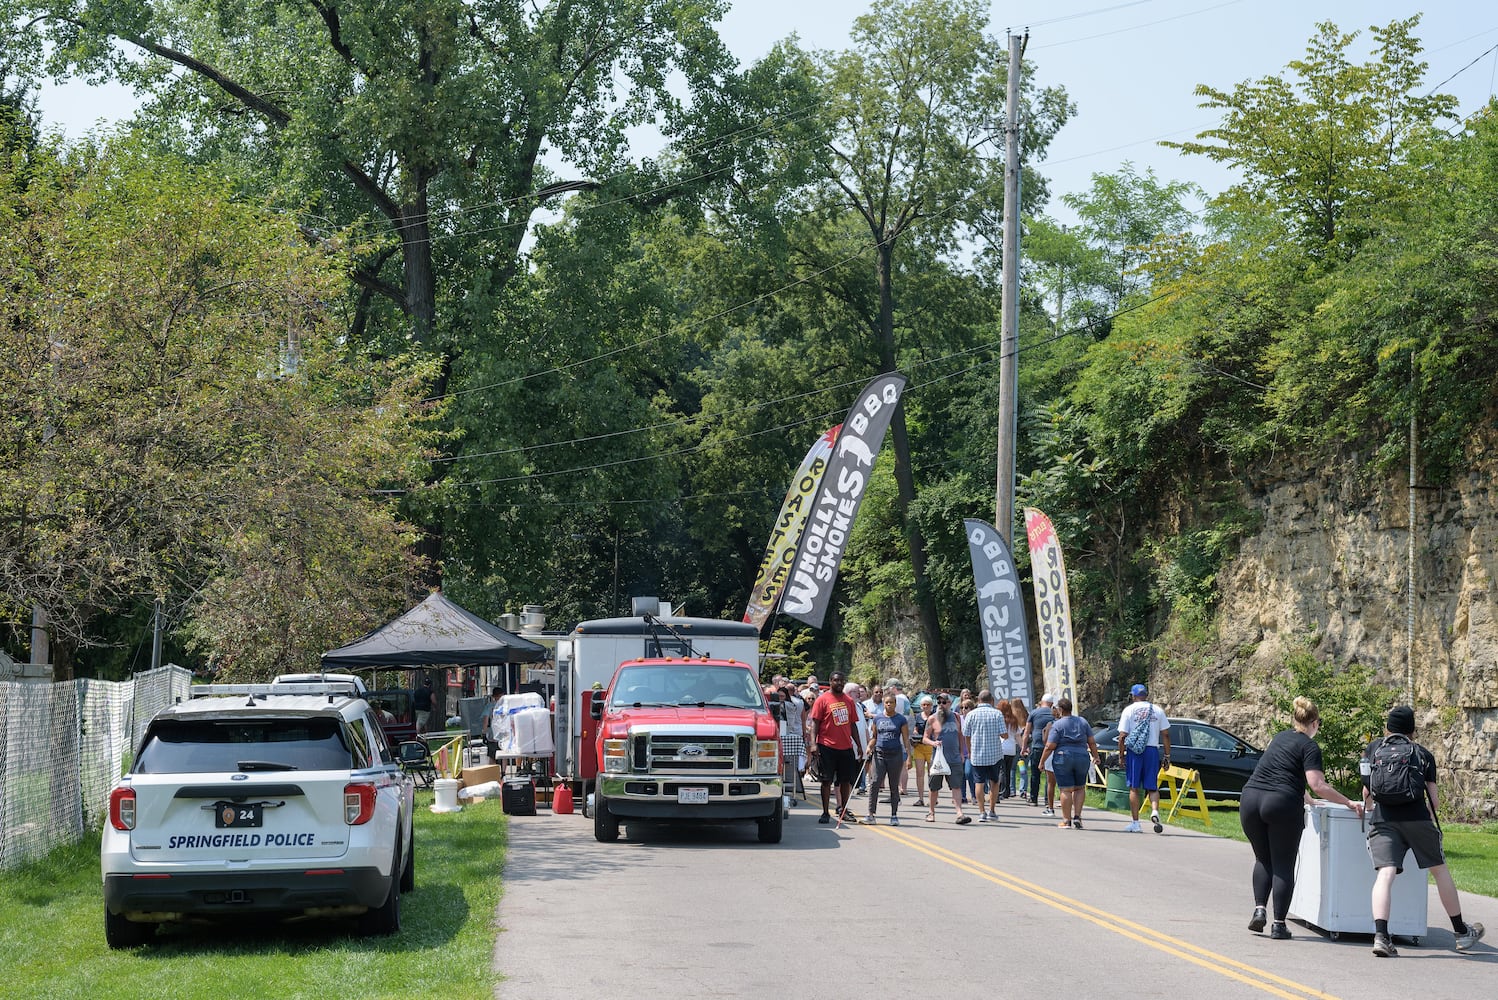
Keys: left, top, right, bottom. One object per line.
{"left": 868, "top": 824, "right": 1339, "bottom": 1000}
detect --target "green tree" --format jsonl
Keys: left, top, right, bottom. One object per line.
{"left": 1164, "top": 16, "right": 1457, "bottom": 256}
{"left": 1271, "top": 647, "right": 1391, "bottom": 792}
{"left": 1060, "top": 162, "right": 1200, "bottom": 312}
{"left": 0, "top": 136, "right": 435, "bottom": 677}
{"left": 771, "top": 0, "right": 1071, "bottom": 685}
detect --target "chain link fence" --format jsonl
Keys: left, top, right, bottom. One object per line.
{"left": 1, "top": 665, "right": 192, "bottom": 871}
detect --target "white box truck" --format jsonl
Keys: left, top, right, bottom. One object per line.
{"left": 552, "top": 599, "right": 760, "bottom": 798}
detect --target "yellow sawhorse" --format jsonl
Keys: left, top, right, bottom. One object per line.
{"left": 1155, "top": 764, "right": 1211, "bottom": 826}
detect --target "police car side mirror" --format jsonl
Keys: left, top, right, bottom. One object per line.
{"left": 769, "top": 700, "right": 783, "bottom": 721}
{"left": 589, "top": 690, "right": 604, "bottom": 721}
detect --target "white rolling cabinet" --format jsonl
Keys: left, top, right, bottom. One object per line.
{"left": 1288, "top": 802, "right": 1427, "bottom": 942}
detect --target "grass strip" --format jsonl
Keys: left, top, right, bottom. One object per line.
{"left": 1084, "top": 788, "right": 1497, "bottom": 897}
{"left": 0, "top": 790, "right": 506, "bottom": 1000}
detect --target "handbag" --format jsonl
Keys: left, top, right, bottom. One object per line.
{"left": 1124, "top": 704, "right": 1152, "bottom": 755}
{"left": 929, "top": 740, "right": 951, "bottom": 776}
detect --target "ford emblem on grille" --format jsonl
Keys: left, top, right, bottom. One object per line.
{"left": 678, "top": 744, "right": 707, "bottom": 758}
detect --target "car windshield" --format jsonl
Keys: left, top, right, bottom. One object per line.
{"left": 135, "top": 718, "right": 354, "bottom": 773}
{"left": 610, "top": 664, "right": 764, "bottom": 709}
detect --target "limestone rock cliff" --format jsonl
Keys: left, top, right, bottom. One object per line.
{"left": 1170, "top": 441, "right": 1498, "bottom": 820}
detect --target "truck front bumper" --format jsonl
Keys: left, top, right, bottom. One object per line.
{"left": 597, "top": 774, "right": 782, "bottom": 820}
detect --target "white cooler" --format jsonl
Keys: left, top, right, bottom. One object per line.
{"left": 1288, "top": 801, "right": 1428, "bottom": 941}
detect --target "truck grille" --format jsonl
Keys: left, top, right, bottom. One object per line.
{"left": 634, "top": 733, "right": 750, "bottom": 773}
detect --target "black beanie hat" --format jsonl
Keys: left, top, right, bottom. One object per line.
{"left": 1386, "top": 705, "right": 1416, "bottom": 735}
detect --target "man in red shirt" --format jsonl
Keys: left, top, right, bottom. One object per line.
{"left": 809, "top": 671, "right": 864, "bottom": 824}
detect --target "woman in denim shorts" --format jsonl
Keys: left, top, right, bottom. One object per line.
{"left": 1040, "top": 697, "right": 1100, "bottom": 829}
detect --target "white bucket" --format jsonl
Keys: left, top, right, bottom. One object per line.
{"left": 431, "top": 777, "right": 463, "bottom": 813}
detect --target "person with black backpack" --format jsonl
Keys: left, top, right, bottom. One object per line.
{"left": 1361, "top": 706, "right": 1485, "bottom": 957}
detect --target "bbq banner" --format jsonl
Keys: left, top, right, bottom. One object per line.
{"left": 782, "top": 373, "right": 906, "bottom": 629}
{"left": 1024, "top": 508, "right": 1077, "bottom": 706}
{"left": 964, "top": 519, "right": 1033, "bottom": 705}
{"left": 743, "top": 424, "right": 841, "bottom": 630}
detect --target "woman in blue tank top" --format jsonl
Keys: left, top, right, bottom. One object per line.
{"left": 923, "top": 695, "right": 972, "bottom": 824}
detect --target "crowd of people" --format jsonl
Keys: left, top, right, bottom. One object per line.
{"left": 764, "top": 674, "right": 1485, "bottom": 957}
{"left": 765, "top": 672, "right": 1096, "bottom": 828}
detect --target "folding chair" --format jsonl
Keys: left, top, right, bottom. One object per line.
{"left": 398, "top": 740, "right": 437, "bottom": 788}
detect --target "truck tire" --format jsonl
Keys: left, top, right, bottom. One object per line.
{"left": 757, "top": 803, "right": 783, "bottom": 844}
{"left": 105, "top": 906, "right": 155, "bottom": 949}
{"left": 593, "top": 796, "right": 620, "bottom": 842}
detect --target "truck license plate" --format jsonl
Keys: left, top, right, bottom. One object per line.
{"left": 677, "top": 787, "right": 709, "bottom": 804}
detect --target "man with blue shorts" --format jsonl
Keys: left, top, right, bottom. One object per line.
{"left": 1118, "top": 683, "right": 1170, "bottom": 833}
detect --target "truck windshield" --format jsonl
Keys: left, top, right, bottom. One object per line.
{"left": 610, "top": 664, "right": 763, "bottom": 710}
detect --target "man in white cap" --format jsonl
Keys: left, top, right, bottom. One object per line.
{"left": 1118, "top": 683, "right": 1170, "bottom": 833}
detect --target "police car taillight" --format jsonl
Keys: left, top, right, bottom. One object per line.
{"left": 343, "top": 782, "right": 376, "bottom": 825}
{"left": 109, "top": 786, "right": 136, "bottom": 831}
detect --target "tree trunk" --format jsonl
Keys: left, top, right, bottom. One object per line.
{"left": 875, "top": 241, "right": 947, "bottom": 687}
{"left": 397, "top": 182, "right": 437, "bottom": 345}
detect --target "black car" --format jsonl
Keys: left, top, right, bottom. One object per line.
{"left": 1092, "top": 717, "right": 1262, "bottom": 799}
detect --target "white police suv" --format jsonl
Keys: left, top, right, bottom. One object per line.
{"left": 102, "top": 677, "right": 415, "bottom": 948}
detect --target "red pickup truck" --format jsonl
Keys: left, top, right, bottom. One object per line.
{"left": 590, "top": 656, "right": 784, "bottom": 843}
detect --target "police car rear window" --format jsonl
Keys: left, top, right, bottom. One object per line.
{"left": 135, "top": 719, "right": 354, "bottom": 773}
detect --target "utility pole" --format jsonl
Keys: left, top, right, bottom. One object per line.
{"left": 995, "top": 31, "right": 1026, "bottom": 545}
{"left": 151, "top": 598, "right": 164, "bottom": 671}
{"left": 1406, "top": 357, "right": 1416, "bottom": 706}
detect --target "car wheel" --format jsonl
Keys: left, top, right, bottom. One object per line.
{"left": 399, "top": 821, "right": 415, "bottom": 894}
{"left": 359, "top": 842, "right": 402, "bottom": 936}
{"left": 757, "top": 803, "right": 783, "bottom": 844}
{"left": 105, "top": 906, "right": 155, "bottom": 949}
{"left": 593, "top": 796, "right": 619, "bottom": 842}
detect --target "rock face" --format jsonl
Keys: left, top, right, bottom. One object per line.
{"left": 1184, "top": 442, "right": 1498, "bottom": 820}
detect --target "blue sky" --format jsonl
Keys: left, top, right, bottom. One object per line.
{"left": 36, "top": 1, "right": 1498, "bottom": 223}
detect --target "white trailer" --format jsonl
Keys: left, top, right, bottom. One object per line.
{"left": 552, "top": 601, "right": 761, "bottom": 791}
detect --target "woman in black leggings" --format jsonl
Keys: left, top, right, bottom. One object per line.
{"left": 1239, "top": 696, "right": 1364, "bottom": 939}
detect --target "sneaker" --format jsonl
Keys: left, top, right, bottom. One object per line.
{"left": 1071, "top": 817, "right": 1082, "bottom": 829}
{"left": 1372, "top": 933, "right": 1398, "bottom": 957}
{"left": 818, "top": 813, "right": 831, "bottom": 824}
{"left": 955, "top": 814, "right": 972, "bottom": 825}
{"left": 1124, "top": 820, "right": 1142, "bottom": 833}
{"left": 864, "top": 814, "right": 876, "bottom": 825}
{"left": 1248, "top": 906, "right": 1267, "bottom": 933}
{"left": 978, "top": 812, "right": 988, "bottom": 823}
{"left": 1454, "top": 922, "right": 1485, "bottom": 951}
{"left": 1041, "top": 807, "right": 1055, "bottom": 817}
{"left": 1151, "top": 811, "right": 1163, "bottom": 833}
{"left": 1269, "top": 922, "right": 1292, "bottom": 940}
{"left": 890, "top": 816, "right": 900, "bottom": 826}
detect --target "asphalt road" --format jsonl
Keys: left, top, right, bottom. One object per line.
{"left": 494, "top": 788, "right": 1495, "bottom": 999}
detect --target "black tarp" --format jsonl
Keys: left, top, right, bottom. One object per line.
{"left": 320, "top": 591, "right": 547, "bottom": 667}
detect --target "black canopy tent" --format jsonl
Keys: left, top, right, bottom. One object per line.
{"left": 321, "top": 592, "right": 547, "bottom": 726}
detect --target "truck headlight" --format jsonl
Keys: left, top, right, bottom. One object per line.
{"left": 756, "top": 741, "right": 779, "bottom": 774}
{"left": 603, "top": 739, "right": 628, "bottom": 773}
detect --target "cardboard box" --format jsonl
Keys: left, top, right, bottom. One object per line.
{"left": 460, "top": 764, "right": 502, "bottom": 788}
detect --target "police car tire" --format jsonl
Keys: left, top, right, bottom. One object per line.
{"left": 399, "top": 821, "right": 415, "bottom": 894}
{"left": 359, "top": 841, "right": 402, "bottom": 935}
{"left": 105, "top": 906, "right": 155, "bottom": 949}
